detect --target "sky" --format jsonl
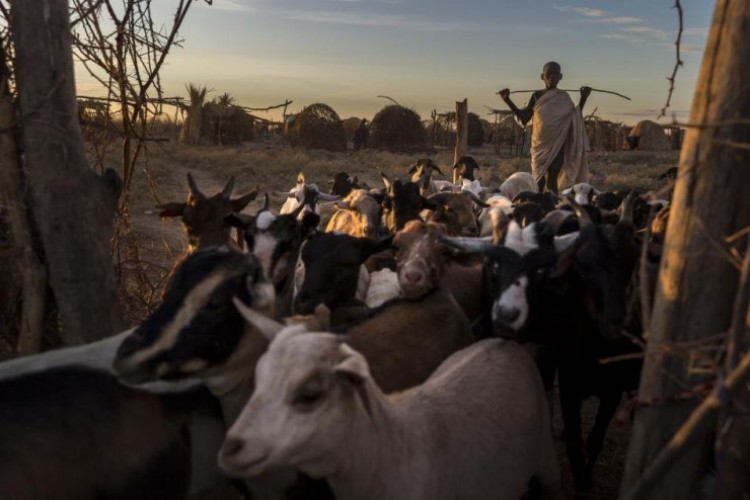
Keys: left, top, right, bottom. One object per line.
{"left": 75, "top": 0, "right": 715, "bottom": 126}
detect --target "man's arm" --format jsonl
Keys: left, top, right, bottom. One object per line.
{"left": 498, "top": 89, "right": 535, "bottom": 126}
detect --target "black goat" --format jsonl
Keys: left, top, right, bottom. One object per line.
{"left": 0, "top": 366, "right": 215, "bottom": 500}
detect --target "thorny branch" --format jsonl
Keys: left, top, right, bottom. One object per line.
{"left": 658, "top": 0, "right": 684, "bottom": 119}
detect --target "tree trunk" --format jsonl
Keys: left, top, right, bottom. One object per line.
{"left": 11, "top": 0, "right": 126, "bottom": 345}
{"left": 622, "top": 1, "right": 750, "bottom": 498}
{"left": 454, "top": 99, "right": 467, "bottom": 165}
{"left": 0, "top": 41, "right": 47, "bottom": 356}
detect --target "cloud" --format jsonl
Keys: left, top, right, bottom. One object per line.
{"left": 580, "top": 16, "right": 643, "bottom": 25}
{"left": 683, "top": 27, "right": 708, "bottom": 37}
{"left": 554, "top": 5, "right": 605, "bottom": 17}
{"left": 282, "top": 10, "right": 486, "bottom": 32}
{"left": 619, "top": 26, "right": 668, "bottom": 38}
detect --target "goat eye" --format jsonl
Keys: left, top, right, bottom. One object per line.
{"left": 294, "top": 389, "right": 324, "bottom": 409}
{"left": 514, "top": 279, "right": 521, "bottom": 286}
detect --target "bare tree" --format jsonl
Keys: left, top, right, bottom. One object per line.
{"left": 622, "top": 0, "right": 750, "bottom": 497}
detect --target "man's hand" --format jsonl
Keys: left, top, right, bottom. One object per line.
{"left": 498, "top": 88, "right": 511, "bottom": 101}
{"left": 580, "top": 86, "right": 592, "bottom": 99}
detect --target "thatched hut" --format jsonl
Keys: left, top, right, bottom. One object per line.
{"left": 286, "top": 103, "right": 346, "bottom": 152}
{"left": 370, "top": 105, "right": 427, "bottom": 151}
{"left": 201, "top": 102, "right": 254, "bottom": 145}
{"left": 626, "top": 120, "right": 670, "bottom": 151}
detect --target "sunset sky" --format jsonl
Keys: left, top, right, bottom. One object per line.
{"left": 75, "top": 0, "right": 715, "bottom": 126}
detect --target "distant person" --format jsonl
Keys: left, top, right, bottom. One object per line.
{"left": 353, "top": 118, "right": 369, "bottom": 150}
{"left": 498, "top": 61, "right": 591, "bottom": 194}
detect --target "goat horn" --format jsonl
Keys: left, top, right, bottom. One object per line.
{"left": 187, "top": 172, "right": 204, "bottom": 199}
{"left": 255, "top": 193, "right": 270, "bottom": 215}
{"left": 619, "top": 192, "right": 637, "bottom": 226}
{"left": 222, "top": 176, "right": 236, "bottom": 199}
{"left": 438, "top": 235, "right": 494, "bottom": 254}
{"left": 567, "top": 198, "right": 593, "bottom": 229}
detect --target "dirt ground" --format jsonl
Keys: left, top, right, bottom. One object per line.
{"left": 88, "top": 137, "right": 676, "bottom": 499}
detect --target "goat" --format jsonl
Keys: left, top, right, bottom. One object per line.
{"left": 280, "top": 172, "right": 339, "bottom": 220}
{"left": 393, "top": 220, "right": 485, "bottom": 326}
{"left": 112, "top": 248, "right": 318, "bottom": 500}
{"left": 293, "top": 232, "right": 392, "bottom": 319}
{"left": 328, "top": 172, "right": 368, "bottom": 197}
{"left": 0, "top": 366, "right": 215, "bottom": 500}
{"left": 219, "top": 314, "right": 562, "bottom": 500}
{"left": 561, "top": 182, "right": 601, "bottom": 206}
{"left": 457, "top": 197, "right": 641, "bottom": 496}
{"left": 380, "top": 173, "right": 435, "bottom": 233}
{"left": 157, "top": 173, "right": 259, "bottom": 252}
{"left": 113, "top": 244, "right": 471, "bottom": 498}
{"left": 452, "top": 155, "right": 480, "bottom": 184}
{"left": 226, "top": 195, "right": 320, "bottom": 319}
{"left": 408, "top": 158, "right": 445, "bottom": 196}
{"left": 426, "top": 191, "right": 488, "bottom": 237}
{"left": 499, "top": 172, "right": 538, "bottom": 200}
{"left": 325, "top": 189, "right": 383, "bottom": 238}
{"left": 478, "top": 194, "right": 513, "bottom": 237}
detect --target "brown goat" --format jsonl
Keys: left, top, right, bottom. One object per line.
{"left": 157, "top": 173, "right": 258, "bottom": 252}
{"left": 393, "top": 220, "right": 485, "bottom": 325}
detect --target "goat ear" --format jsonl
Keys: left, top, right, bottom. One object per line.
{"left": 232, "top": 297, "right": 282, "bottom": 342}
{"left": 224, "top": 212, "right": 255, "bottom": 229}
{"left": 296, "top": 172, "right": 306, "bottom": 185}
{"left": 421, "top": 196, "right": 437, "bottom": 211}
{"left": 157, "top": 202, "right": 186, "bottom": 218}
{"left": 231, "top": 186, "right": 259, "bottom": 212}
{"left": 549, "top": 241, "right": 578, "bottom": 279}
{"left": 369, "top": 191, "right": 385, "bottom": 204}
{"left": 359, "top": 235, "right": 393, "bottom": 260}
{"left": 334, "top": 344, "right": 370, "bottom": 385}
{"left": 407, "top": 164, "right": 418, "bottom": 175}
{"left": 380, "top": 172, "right": 392, "bottom": 189}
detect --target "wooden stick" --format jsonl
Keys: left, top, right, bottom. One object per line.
{"left": 498, "top": 88, "right": 632, "bottom": 101}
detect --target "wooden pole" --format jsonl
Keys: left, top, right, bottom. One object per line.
{"left": 454, "top": 98, "right": 467, "bottom": 166}
{"left": 621, "top": 1, "right": 750, "bottom": 497}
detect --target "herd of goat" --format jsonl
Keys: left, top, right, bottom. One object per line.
{"left": 0, "top": 156, "right": 676, "bottom": 500}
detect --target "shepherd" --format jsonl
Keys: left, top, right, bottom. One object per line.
{"left": 498, "top": 61, "right": 591, "bottom": 194}
{"left": 353, "top": 118, "right": 369, "bottom": 150}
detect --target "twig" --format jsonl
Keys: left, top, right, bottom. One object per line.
{"left": 623, "top": 347, "right": 750, "bottom": 500}
{"left": 658, "top": 0, "right": 684, "bottom": 119}
{"left": 502, "top": 88, "right": 631, "bottom": 101}
{"left": 711, "top": 139, "right": 750, "bottom": 152}
{"left": 377, "top": 95, "right": 402, "bottom": 107}
{"left": 639, "top": 208, "right": 656, "bottom": 337}
{"left": 726, "top": 235, "right": 750, "bottom": 369}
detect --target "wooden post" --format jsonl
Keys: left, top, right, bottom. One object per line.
{"left": 12, "top": 0, "right": 126, "bottom": 344}
{"left": 454, "top": 98, "right": 468, "bottom": 166}
{"left": 621, "top": 1, "right": 750, "bottom": 497}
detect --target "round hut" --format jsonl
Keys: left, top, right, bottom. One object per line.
{"left": 369, "top": 105, "right": 427, "bottom": 151}
{"left": 286, "top": 103, "right": 347, "bottom": 152}
{"left": 627, "top": 120, "right": 671, "bottom": 151}
{"left": 201, "top": 102, "right": 254, "bottom": 145}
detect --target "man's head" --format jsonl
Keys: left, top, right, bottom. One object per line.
{"left": 541, "top": 61, "right": 562, "bottom": 90}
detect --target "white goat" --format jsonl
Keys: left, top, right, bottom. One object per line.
{"left": 561, "top": 182, "right": 601, "bottom": 205}
{"left": 478, "top": 194, "right": 513, "bottom": 237}
{"left": 499, "top": 172, "right": 538, "bottom": 200}
{"left": 220, "top": 307, "right": 562, "bottom": 500}
{"left": 364, "top": 268, "right": 400, "bottom": 308}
